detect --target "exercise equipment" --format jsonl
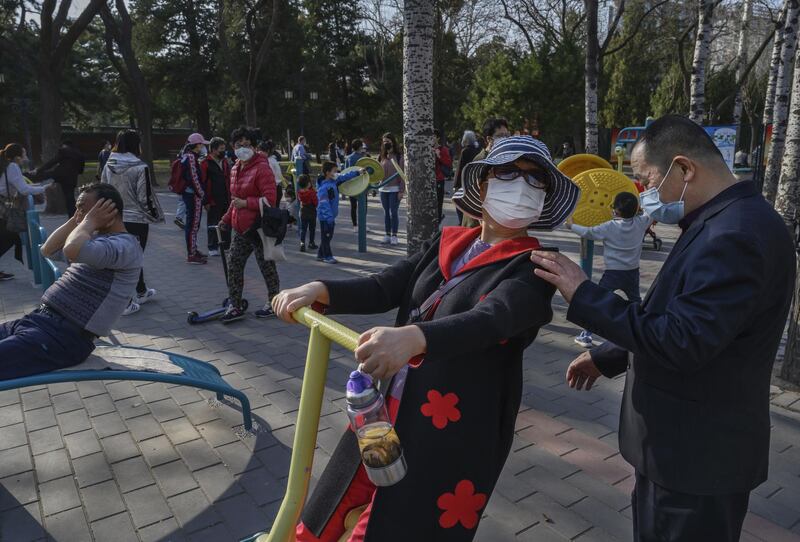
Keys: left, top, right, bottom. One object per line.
{"left": 570, "top": 168, "right": 639, "bottom": 227}
{"left": 356, "top": 156, "right": 384, "bottom": 186}
{"left": 337, "top": 166, "right": 372, "bottom": 197}
{"left": 187, "top": 227, "right": 248, "bottom": 324}
{"left": 556, "top": 153, "right": 613, "bottom": 180}
{"left": 242, "top": 307, "right": 361, "bottom": 542}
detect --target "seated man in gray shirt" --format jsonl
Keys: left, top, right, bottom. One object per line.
{"left": 0, "top": 183, "right": 143, "bottom": 379}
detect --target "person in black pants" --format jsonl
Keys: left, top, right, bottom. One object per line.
{"left": 37, "top": 141, "right": 85, "bottom": 217}
{"left": 533, "top": 115, "right": 796, "bottom": 542}
{"left": 202, "top": 138, "right": 231, "bottom": 256}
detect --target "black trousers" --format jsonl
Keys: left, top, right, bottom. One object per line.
{"left": 124, "top": 222, "right": 149, "bottom": 295}
{"left": 436, "top": 181, "right": 444, "bottom": 222}
{"left": 60, "top": 183, "right": 76, "bottom": 217}
{"left": 349, "top": 197, "right": 359, "bottom": 227}
{"left": 632, "top": 472, "right": 749, "bottom": 542}
{"left": 206, "top": 204, "right": 226, "bottom": 251}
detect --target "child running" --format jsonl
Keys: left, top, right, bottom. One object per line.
{"left": 565, "top": 191, "right": 652, "bottom": 348}
{"left": 316, "top": 161, "right": 365, "bottom": 264}
{"left": 297, "top": 174, "right": 318, "bottom": 252}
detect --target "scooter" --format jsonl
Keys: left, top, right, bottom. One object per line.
{"left": 187, "top": 226, "right": 248, "bottom": 324}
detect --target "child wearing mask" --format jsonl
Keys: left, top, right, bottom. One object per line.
{"left": 316, "top": 161, "right": 366, "bottom": 264}
{"left": 297, "top": 174, "right": 318, "bottom": 252}
{"left": 565, "top": 191, "right": 653, "bottom": 348}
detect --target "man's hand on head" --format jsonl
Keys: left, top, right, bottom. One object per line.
{"left": 82, "top": 198, "right": 118, "bottom": 231}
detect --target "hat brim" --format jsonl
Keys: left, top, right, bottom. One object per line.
{"left": 453, "top": 148, "right": 581, "bottom": 230}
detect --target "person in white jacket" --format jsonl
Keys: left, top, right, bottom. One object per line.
{"left": 0, "top": 143, "right": 48, "bottom": 280}
{"left": 101, "top": 130, "right": 164, "bottom": 315}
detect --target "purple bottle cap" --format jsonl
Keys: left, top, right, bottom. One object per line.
{"left": 346, "top": 370, "right": 378, "bottom": 408}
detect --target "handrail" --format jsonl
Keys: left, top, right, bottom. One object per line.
{"left": 243, "top": 307, "right": 361, "bottom": 542}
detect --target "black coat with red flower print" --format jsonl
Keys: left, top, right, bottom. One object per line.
{"left": 301, "top": 226, "right": 556, "bottom": 541}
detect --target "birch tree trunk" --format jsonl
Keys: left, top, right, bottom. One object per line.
{"left": 764, "top": 0, "right": 800, "bottom": 204}
{"left": 762, "top": 1, "right": 789, "bottom": 129}
{"left": 775, "top": 42, "right": 800, "bottom": 385}
{"left": 584, "top": 0, "right": 600, "bottom": 154}
{"left": 402, "top": 0, "right": 437, "bottom": 255}
{"left": 733, "top": 0, "right": 753, "bottom": 130}
{"left": 688, "top": 0, "right": 716, "bottom": 124}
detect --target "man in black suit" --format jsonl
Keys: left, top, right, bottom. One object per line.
{"left": 531, "top": 115, "right": 795, "bottom": 541}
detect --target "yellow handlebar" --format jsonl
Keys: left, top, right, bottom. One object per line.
{"left": 247, "top": 307, "right": 360, "bottom": 542}
{"left": 293, "top": 306, "right": 359, "bottom": 352}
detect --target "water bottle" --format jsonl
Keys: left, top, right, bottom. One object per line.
{"left": 345, "top": 370, "right": 407, "bottom": 486}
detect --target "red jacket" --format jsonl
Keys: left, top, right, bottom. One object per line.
{"left": 298, "top": 187, "right": 318, "bottom": 207}
{"left": 435, "top": 145, "right": 452, "bottom": 182}
{"left": 221, "top": 153, "right": 276, "bottom": 234}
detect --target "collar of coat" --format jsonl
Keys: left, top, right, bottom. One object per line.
{"left": 439, "top": 226, "right": 542, "bottom": 280}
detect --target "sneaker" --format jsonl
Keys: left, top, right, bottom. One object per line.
{"left": 208, "top": 249, "right": 220, "bottom": 257}
{"left": 300, "top": 243, "right": 306, "bottom": 252}
{"left": 220, "top": 306, "right": 246, "bottom": 324}
{"left": 0, "top": 271, "right": 14, "bottom": 281}
{"left": 122, "top": 301, "right": 140, "bottom": 316}
{"left": 574, "top": 332, "right": 593, "bottom": 349}
{"left": 308, "top": 243, "right": 318, "bottom": 250}
{"left": 316, "top": 256, "right": 326, "bottom": 262}
{"left": 136, "top": 288, "right": 157, "bottom": 305}
{"left": 381, "top": 235, "right": 391, "bottom": 245}
{"left": 255, "top": 305, "right": 276, "bottom": 319}
{"left": 195, "top": 251, "right": 208, "bottom": 259}
{"left": 390, "top": 236, "right": 399, "bottom": 246}
{"left": 187, "top": 254, "right": 208, "bottom": 265}
{"left": 174, "top": 218, "right": 185, "bottom": 229}
{"left": 324, "top": 257, "right": 338, "bottom": 264}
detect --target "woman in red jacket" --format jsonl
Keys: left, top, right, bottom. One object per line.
{"left": 219, "top": 126, "right": 281, "bottom": 323}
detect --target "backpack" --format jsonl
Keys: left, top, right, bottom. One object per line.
{"left": 168, "top": 157, "right": 186, "bottom": 194}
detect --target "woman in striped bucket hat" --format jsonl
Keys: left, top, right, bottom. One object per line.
{"left": 453, "top": 135, "right": 580, "bottom": 230}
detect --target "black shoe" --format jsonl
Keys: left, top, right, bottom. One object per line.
{"left": 220, "top": 307, "right": 246, "bottom": 324}
{"left": 300, "top": 243, "right": 306, "bottom": 252}
{"left": 308, "top": 243, "right": 318, "bottom": 250}
{"left": 0, "top": 272, "right": 14, "bottom": 281}
{"left": 255, "top": 306, "right": 276, "bottom": 319}
{"left": 174, "top": 218, "right": 185, "bottom": 229}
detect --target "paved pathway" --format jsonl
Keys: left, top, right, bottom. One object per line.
{"left": 1, "top": 190, "right": 799, "bottom": 541}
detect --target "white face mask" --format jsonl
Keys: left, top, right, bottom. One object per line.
{"left": 235, "top": 147, "right": 254, "bottom": 162}
{"left": 482, "top": 177, "right": 546, "bottom": 229}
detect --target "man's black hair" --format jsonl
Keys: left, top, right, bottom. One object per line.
{"left": 322, "top": 161, "right": 337, "bottom": 176}
{"left": 351, "top": 138, "right": 363, "bottom": 151}
{"left": 481, "top": 118, "right": 509, "bottom": 138}
{"left": 298, "top": 174, "right": 310, "bottom": 189}
{"left": 80, "top": 182, "right": 124, "bottom": 213}
{"left": 635, "top": 114, "right": 724, "bottom": 174}
{"left": 613, "top": 191, "right": 639, "bottom": 219}
{"left": 209, "top": 137, "right": 226, "bottom": 152}
{"left": 230, "top": 126, "right": 256, "bottom": 145}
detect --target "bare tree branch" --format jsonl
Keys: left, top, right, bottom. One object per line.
{"left": 603, "top": 0, "right": 671, "bottom": 56}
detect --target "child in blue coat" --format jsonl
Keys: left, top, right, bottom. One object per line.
{"left": 316, "top": 161, "right": 365, "bottom": 263}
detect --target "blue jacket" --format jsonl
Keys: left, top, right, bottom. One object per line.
{"left": 316, "top": 170, "right": 362, "bottom": 223}
{"left": 345, "top": 151, "right": 364, "bottom": 168}
{"left": 569, "top": 181, "right": 794, "bottom": 495}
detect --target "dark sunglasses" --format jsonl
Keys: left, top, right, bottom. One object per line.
{"left": 491, "top": 165, "right": 549, "bottom": 189}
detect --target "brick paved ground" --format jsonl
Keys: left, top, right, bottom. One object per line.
{"left": 1, "top": 189, "right": 799, "bottom": 541}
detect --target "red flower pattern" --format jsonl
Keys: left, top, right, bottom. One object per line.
{"left": 437, "top": 480, "right": 487, "bottom": 529}
{"left": 420, "top": 389, "right": 461, "bottom": 429}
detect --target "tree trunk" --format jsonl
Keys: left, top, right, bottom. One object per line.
{"left": 402, "top": 0, "right": 437, "bottom": 256}
{"left": 733, "top": 0, "right": 753, "bottom": 132}
{"left": 244, "top": 86, "right": 257, "bottom": 126}
{"left": 763, "top": 0, "right": 800, "bottom": 204}
{"left": 688, "top": 0, "right": 715, "bottom": 124}
{"left": 584, "top": 0, "right": 600, "bottom": 154}
{"left": 762, "top": 1, "right": 788, "bottom": 129}
{"left": 39, "top": 68, "right": 63, "bottom": 163}
{"left": 776, "top": 40, "right": 800, "bottom": 384}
